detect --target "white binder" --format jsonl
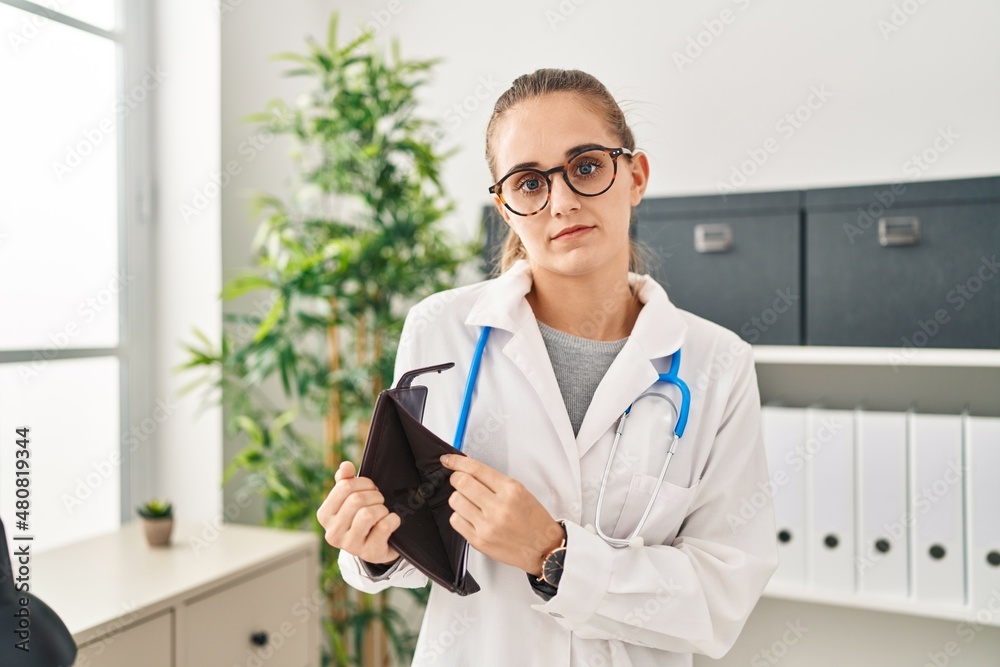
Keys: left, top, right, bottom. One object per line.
{"left": 856, "top": 409, "right": 908, "bottom": 598}
{"left": 806, "top": 407, "right": 855, "bottom": 591}
{"left": 761, "top": 405, "right": 807, "bottom": 585}
{"left": 966, "top": 414, "right": 1000, "bottom": 619}
{"left": 910, "top": 412, "right": 965, "bottom": 605}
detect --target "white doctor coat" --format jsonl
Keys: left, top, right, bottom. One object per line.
{"left": 339, "top": 259, "right": 779, "bottom": 666}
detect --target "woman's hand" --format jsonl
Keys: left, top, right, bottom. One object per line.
{"left": 441, "top": 454, "right": 564, "bottom": 576}
{"left": 316, "top": 461, "right": 401, "bottom": 565}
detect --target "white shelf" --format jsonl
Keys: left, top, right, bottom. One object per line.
{"left": 752, "top": 345, "right": 1000, "bottom": 367}
{"left": 764, "top": 580, "right": 1000, "bottom": 627}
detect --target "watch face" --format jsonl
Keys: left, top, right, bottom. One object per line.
{"left": 543, "top": 547, "right": 565, "bottom": 587}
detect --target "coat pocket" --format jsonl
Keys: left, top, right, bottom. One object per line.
{"left": 609, "top": 474, "right": 700, "bottom": 546}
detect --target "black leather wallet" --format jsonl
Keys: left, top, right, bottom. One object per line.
{"left": 357, "top": 363, "right": 481, "bottom": 596}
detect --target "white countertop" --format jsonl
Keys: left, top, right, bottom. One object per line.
{"left": 30, "top": 520, "right": 319, "bottom": 640}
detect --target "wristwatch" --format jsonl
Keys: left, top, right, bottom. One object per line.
{"left": 536, "top": 521, "right": 568, "bottom": 588}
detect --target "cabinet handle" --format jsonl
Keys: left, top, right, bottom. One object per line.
{"left": 878, "top": 216, "right": 921, "bottom": 246}
{"left": 694, "top": 223, "right": 733, "bottom": 253}
{"left": 250, "top": 631, "right": 269, "bottom": 647}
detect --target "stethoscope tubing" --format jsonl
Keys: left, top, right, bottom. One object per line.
{"left": 450, "top": 323, "right": 690, "bottom": 549}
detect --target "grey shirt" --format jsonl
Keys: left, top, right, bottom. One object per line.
{"left": 537, "top": 321, "right": 629, "bottom": 437}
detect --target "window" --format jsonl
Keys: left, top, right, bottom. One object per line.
{"left": 0, "top": 0, "right": 152, "bottom": 552}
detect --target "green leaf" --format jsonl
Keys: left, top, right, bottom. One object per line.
{"left": 253, "top": 293, "right": 286, "bottom": 343}
{"left": 270, "top": 51, "right": 319, "bottom": 68}
{"left": 221, "top": 274, "right": 274, "bottom": 300}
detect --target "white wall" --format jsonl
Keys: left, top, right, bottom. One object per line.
{"left": 329, "top": 0, "right": 1000, "bottom": 244}
{"left": 219, "top": 0, "right": 332, "bottom": 525}
{"left": 151, "top": 0, "right": 223, "bottom": 525}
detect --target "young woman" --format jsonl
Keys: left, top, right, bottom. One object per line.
{"left": 317, "top": 68, "right": 778, "bottom": 666}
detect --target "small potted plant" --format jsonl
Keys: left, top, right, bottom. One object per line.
{"left": 137, "top": 498, "right": 173, "bottom": 547}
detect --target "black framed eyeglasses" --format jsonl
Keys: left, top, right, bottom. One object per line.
{"left": 488, "top": 146, "right": 635, "bottom": 217}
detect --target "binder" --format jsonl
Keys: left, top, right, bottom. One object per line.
{"left": 910, "top": 412, "right": 965, "bottom": 605}
{"left": 856, "top": 409, "right": 909, "bottom": 598}
{"left": 966, "top": 414, "right": 1000, "bottom": 618}
{"left": 806, "top": 407, "right": 855, "bottom": 592}
{"left": 761, "top": 405, "right": 807, "bottom": 585}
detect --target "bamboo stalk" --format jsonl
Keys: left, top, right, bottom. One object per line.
{"left": 372, "top": 324, "right": 390, "bottom": 667}
{"left": 324, "top": 297, "right": 342, "bottom": 473}
{"left": 357, "top": 312, "right": 379, "bottom": 667}
{"left": 323, "top": 298, "right": 349, "bottom": 659}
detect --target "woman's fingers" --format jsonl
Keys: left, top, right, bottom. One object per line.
{"left": 334, "top": 460, "right": 356, "bottom": 482}
{"left": 448, "top": 470, "right": 491, "bottom": 510}
{"left": 448, "top": 510, "right": 477, "bottom": 544}
{"left": 318, "top": 474, "right": 377, "bottom": 520}
{"left": 316, "top": 464, "right": 402, "bottom": 563}
{"left": 348, "top": 507, "right": 401, "bottom": 563}
{"left": 448, "top": 488, "right": 485, "bottom": 524}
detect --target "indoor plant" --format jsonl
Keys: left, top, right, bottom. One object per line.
{"left": 137, "top": 498, "right": 173, "bottom": 547}
{"left": 177, "top": 12, "right": 478, "bottom": 667}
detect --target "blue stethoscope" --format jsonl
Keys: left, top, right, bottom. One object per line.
{"left": 451, "top": 325, "right": 691, "bottom": 548}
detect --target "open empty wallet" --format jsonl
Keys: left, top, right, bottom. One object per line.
{"left": 357, "top": 362, "right": 481, "bottom": 596}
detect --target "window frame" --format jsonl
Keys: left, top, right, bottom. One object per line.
{"left": 0, "top": 0, "right": 155, "bottom": 526}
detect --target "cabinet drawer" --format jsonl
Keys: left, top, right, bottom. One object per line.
{"left": 74, "top": 611, "right": 173, "bottom": 667}
{"left": 182, "top": 556, "right": 310, "bottom": 667}
{"left": 805, "top": 202, "right": 1000, "bottom": 347}
{"left": 636, "top": 194, "right": 802, "bottom": 345}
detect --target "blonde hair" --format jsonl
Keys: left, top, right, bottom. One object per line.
{"left": 485, "top": 68, "right": 652, "bottom": 277}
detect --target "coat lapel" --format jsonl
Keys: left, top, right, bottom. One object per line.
{"left": 463, "top": 260, "right": 690, "bottom": 474}
{"left": 464, "top": 260, "right": 579, "bottom": 477}
{"left": 574, "top": 274, "right": 688, "bottom": 457}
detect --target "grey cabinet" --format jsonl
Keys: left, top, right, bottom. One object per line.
{"left": 634, "top": 191, "right": 802, "bottom": 345}
{"left": 803, "top": 177, "right": 1000, "bottom": 348}
{"left": 478, "top": 176, "right": 1000, "bottom": 349}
